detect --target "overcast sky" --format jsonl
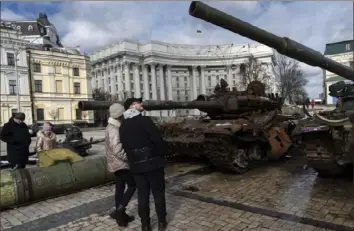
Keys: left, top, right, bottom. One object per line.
{"left": 1, "top": 1, "right": 353, "bottom": 98}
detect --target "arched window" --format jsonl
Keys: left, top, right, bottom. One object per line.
{"left": 16, "top": 25, "right": 21, "bottom": 31}
{"left": 28, "top": 25, "right": 33, "bottom": 31}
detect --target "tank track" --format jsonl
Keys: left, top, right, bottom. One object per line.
{"left": 303, "top": 131, "right": 345, "bottom": 176}
{"left": 203, "top": 136, "right": 265, "bottom": 174}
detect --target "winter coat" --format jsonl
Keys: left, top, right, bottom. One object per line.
{"left": 105, "top": 117, "right": 129, "bottom": 172}
{"left": 119, "top": 109, "right": 167, "bottom": 174}
{"left": 0, "top": 118, "right": 31, "bottom": 166}
{"left": 36, "top": 131, "right": 57, "bottom": 152}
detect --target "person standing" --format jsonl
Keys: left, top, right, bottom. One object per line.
{"left": 119, "top": 98, "right": 168, "bottom": 231}
{"left": 0, "top": 112, "right": 31, "bottom": 169}
{"left": 310, "top": 98, "right": 315, "bottom": 109}
{"left": 105, "top": 103, "right": 136, "bottom": 227}
{"left": 36, "top": 122, "right": 57, "bottom": 152}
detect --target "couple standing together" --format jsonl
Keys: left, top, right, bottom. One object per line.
{"left": 105, "top": 97, "right": 168, "bottom": 231}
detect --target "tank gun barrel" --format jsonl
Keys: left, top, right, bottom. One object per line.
{"left": 189, "top": 1, "right": 354, "bottom": 81}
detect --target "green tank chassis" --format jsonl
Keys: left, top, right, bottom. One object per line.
{"left": 187, "top": 1, "right": 354, "bottom": 176}
{"left": 79, "top": 80, "right": 297, "bottom": 174}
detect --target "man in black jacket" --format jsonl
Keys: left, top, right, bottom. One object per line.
{"left": 0, "top": 113, "right": 31, "bottom": 169}
{"left": 119, "top": 98, "right": 168, "bottom": 231}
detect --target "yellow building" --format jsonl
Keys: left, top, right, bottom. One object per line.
{"left": 28, "top": 46, "right": 94, "bottom": 125}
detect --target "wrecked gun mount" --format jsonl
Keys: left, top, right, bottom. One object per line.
{"left": 80, "top": 80, "right": 294, "bottom": 174}
{"left": 187, "top": 1, "right": 354, "bottom": 176}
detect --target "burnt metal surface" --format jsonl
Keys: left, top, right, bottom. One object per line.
{"left": 186, "top": 1, "right": 354, "bottom": 176}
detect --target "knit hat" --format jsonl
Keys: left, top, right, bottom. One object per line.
{"left": 43, "top": 122, "right": 52, "bottom": 131}
{"left": 14, "top": 112, "right": 25, "bottom": 120}
{"left": 124, "top": 97, "right": 142, "bottom": 110}
{"left": 109, "top": 103, "right": 125, "bottom": 119}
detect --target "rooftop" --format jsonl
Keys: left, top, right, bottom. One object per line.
{"left": 324, "top": 39, "right": 353, "bottom": 56}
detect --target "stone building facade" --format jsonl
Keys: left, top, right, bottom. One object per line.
{"left": 323, "top": 40, "right": 354, "bottom": 105}
{"left": 90, "top": 40, "right": 276, "bottom": 116}
{"left": 0, "top": 26, "right": 32, "bottom": 126}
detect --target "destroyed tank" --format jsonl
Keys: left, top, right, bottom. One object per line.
{"left": 187, "top": 1, "right": 354, "bottom": 176}
{"left": 79, "top": 80, "right": 297, "bottom": 174}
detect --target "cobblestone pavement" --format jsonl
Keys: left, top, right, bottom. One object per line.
{"left": 179, "top": 158, "right": 354, "bottom": 230}
{"left": 1, "top": 157, "right": 352, "bottom": 231}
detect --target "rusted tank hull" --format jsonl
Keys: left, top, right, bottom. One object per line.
{"left": 160, "top": 117, "right": 292, "bottom": 174}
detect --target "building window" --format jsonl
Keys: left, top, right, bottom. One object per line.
{"left": 108, "top": 77, "right": 111, "bottom": 84}
{"left": 7, "top": 53, "right": 15, "bottom": 66}
{"left": 73, "top": 67, "right": 80, "bottom": 76}
{"left": 115, "top": 66, "right": 117, "bottom": 73}
{"left": 74, "top": 82, "right": 80, "bottom": 94}
{"left": 33, "top": 63, "right": 41, "bottom": 73}
{"left": 36, "top": 109, "right": 44, "bottom": 121}
{"left": 76, "top": 109, "right": 82, "bottom": 120}
{"left": 55, "top": 66, "right": 62, "bottom": 74}
{"left": 57, "top": 108, "right": 64, "bottom": 120}
{"left": 346, "top": 43, "right": 351, "bottom": 51}
{"left": 9, "top": 80, "right": 17, "bottom": 95}
{"left": 34, "top": 80, "right": 42, "bottom": 92}
{"left": 28, "top": 25, "right": 33, "bottom": 31}
{"left": 55, "top": 80, "right": 63, "bottom": 93}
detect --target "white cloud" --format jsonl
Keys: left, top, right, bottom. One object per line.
{"left": 0, "top": 8, "right": 27, "bottom": 21}
{"left": 1, "top": 1, "right": 353, "bottom": 98}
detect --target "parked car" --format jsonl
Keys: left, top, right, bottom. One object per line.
{"left": 28, "top": 123, "right": 81, "bottom": 136}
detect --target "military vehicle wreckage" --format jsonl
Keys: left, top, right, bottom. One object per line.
{"left": 79, "top": 79, "right": 298, "bottom": 174}
{"left": 187, "top": 1, "right": 354, "bottom": 176}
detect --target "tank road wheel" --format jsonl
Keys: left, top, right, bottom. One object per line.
{"left": 247, "top": 144, "right": 264, "bottom": 161}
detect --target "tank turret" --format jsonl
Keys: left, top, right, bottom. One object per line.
{"left": 188, "top": 1, "right": 354, "bottom": 81}
{"left": 78, "top": 80, "right": 285, "bottom": 119}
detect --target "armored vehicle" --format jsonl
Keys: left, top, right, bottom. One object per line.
{"left": 79, "top": 80, "right": 297, "bottom": 174}
{"left": 187, "top": 1, "right": 354, "bottom": 176}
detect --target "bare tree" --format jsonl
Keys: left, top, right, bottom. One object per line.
{"left": 48, "top": 109, "right": 58, "bottom": 121}
{"left": 273, "top": 52, "right": 308, "bottom": 104}
{"left": 239, "top": 55, "right": 271, "bottom": 90}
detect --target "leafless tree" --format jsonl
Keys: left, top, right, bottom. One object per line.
{"left": 239, "top": 55, "right": 271, "bottom": 91}
{"left": 273, "top": 52, "right": 308, "bottom": 104}
{"left": 48, "top": 109, "right": 58, "bottom": 121}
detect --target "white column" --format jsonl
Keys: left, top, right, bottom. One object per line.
{"left": 143, "top": 65, "right": 150, "bottom": 100}
{"left": 111, "top": 65, "right": 117, "bottom": 95}
{"left": 133, "top": 63, "right": 141, "bottom": 98}
{"left": 192, "top": 66, "right": 198, "bottom": 99}
{"left": 103, "top": 67, "right": 109, "bottom": 92}
{"left": 158, "top": 65, "right": 167, "bottom": 117}
{"left": 150, "top": 63, "right": 158, "bottom": 116}
{"left": 98, "top": 69, "right": 103, "bottom": 89}
{"left": 166, "top": 65, "right": 173, "bottom": 100}
{"left": 200, "top": 65, "right": 206, "bottom": 95}
{"left": 117, "top": 64, "right": 124, "bottom": 100}
{"left": 227, "top": 65, "right": 232, "bottom": 89}
{"left": 166, "top": 65, "right": 175, "bottom": 116}
{"left": 150, "top": 63, "right": 157, "bottom": 100}
{"left": 191, "top": 66, "right": 198, "bottom": 116}
{"left": 158, "top": 65, "right": 165, "bottom": 100}
{"left": 124, "top": 62, "right": 131, "bottom": 98}
{"left": 143, "top": 64, "right": 150, "bottom": 116}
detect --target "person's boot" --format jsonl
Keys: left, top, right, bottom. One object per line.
{"left": 123, "top": 210, "right": 135, "bottom": 223}
{"left": 141, "top": 219, "right": 151, "bottom": 231}
{"left": 158, "top": 218, "right": 167, "bottom": 231}
{"left": 110, "top": 205, "right": 132, "bottom": 227}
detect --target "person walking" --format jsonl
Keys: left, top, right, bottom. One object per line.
{"left": 105, "top": 103, "right": 136, "bottom": 227}
{"left": 119, "top": 98, "right": 168, "bottom": 231}
{"left": 310, "top": 98, "right": 315, "bottom": 109}
{"left": 36, "top": 122, "right": 57, "bottom": 152}
{"left": 0, "top": 112, "right": 31, "bottom": 169}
